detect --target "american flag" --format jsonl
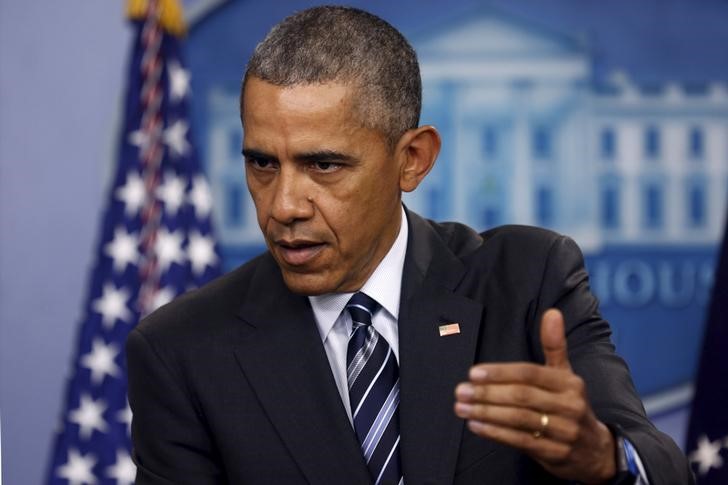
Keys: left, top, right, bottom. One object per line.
{"left": 47, "top": 1, "right": 221, "bottom": 483}
{"left": 686, "top": 208, "right": 728, "bottom": 484}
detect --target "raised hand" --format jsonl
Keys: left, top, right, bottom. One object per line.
{"left": 454, "top": 309, "right": 617, "bottom": 483}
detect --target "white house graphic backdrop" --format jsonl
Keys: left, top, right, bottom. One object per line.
{"left": 185, "top": 0, "right": 728, "bottom": 433}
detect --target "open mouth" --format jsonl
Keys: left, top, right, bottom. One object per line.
{"left": 274, "top": 240, "right": 326, "bottom": 266}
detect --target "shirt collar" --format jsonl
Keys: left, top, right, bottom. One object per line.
{"left": 309, "top": 205, "right": 409, "bottom": 341}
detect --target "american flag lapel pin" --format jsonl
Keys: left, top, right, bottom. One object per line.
{"left": 439, "top": 322, "right": 461, "bottom": 337}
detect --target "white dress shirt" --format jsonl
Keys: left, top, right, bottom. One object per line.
{"left": 309, "top": 205, "right": 408, "bottom": 423}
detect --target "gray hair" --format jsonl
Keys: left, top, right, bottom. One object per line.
{"left": 241, "top": 6, "right": 421, "bottom": 147}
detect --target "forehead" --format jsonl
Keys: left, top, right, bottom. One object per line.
{"left": 243, "top": 78, "right": 355, "bottom": 123}
{"left": 242, "top": 77, "right": 374, "bottom": 150}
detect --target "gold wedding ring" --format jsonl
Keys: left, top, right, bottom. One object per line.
{"left": 532, "top": 413, "right": 549, "bottom": 439}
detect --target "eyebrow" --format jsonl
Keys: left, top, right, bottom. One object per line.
{"left": 295, "top": 150, "right": 359, "bottom": 165}
{"left": 242, "top": 148, "right": 360, "bottom": 165}
{"left": 242, "top": 148, "right": 276, "bottom": 161}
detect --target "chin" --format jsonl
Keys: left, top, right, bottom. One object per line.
{"left": 280, "top": 271, "right": 335, "bottom": 296}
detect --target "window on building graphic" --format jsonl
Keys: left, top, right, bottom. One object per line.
{"left": 689, "top": 126, "right": 704, "bottom": 160}
{"left": 600, "top": 185, "right": 620, "bottom": 229}
{"left": 230, "top": 129, "right": 243, "bottom": 161}
{"left": 536, "top": 186, "right": 554, "bottom": 226}
{"left": 688, "top": 184, "right": 707, "bottom": 227}
{"left": 482, "top": 207, "right": 501, "bottom": 228}
{"left": 643, "top": 184, "right": 663, "bottom": 229}
{"left": 225, "top": 183, "right": 245, "bottom": 228}
{"left": 644, "top": 125, "right": 661, "bottom": 160}
{"left": 532, "top": 125, "right": 552, "bottom": 160}
{"left": 600, "top": 128, "right": 616, "bottom": 160}
{"left": 482, "top": 126, "right": 499, "bottom": 160}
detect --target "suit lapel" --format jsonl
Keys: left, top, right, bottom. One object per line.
{"left": 398, "top": 211, "right": 485, "bottom": 484}
{"left": 233, "top": 256, "right": 370, "bottom": 484}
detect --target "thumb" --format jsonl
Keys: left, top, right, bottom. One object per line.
{"left": 540, "top": 308, "right": 571, "bottom": 370}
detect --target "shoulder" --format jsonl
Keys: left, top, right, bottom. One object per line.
{"left": 415, "top": 215, "right": 586, "bottom": 297}
{"left": 427, "top": 217, "right": 576, "bottom": 265}
{"left": 131, "top": 252, "right": 273, "bottom": 343}
{"left": 478, "top": 225, "right": 583, "bottom": 268}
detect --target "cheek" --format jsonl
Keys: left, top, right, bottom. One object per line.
{"left": 315, "top": 196, "right": 360, "bottom": 250}
{"left": 331, "top": 195, "right": 387, "bottom": 249}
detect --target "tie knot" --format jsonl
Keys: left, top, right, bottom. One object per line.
{"left": 346, "top": 292, "right": 380, "bottom": 326}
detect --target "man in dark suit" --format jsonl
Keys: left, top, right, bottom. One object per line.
{"left": 126, "top": 6, "right": 692, "bottom": 484}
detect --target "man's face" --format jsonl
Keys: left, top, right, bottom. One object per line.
{"left": 242, "top": 77, "right": 405, "bottom": 295}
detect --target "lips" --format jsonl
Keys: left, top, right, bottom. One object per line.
{"left": 274, "top": 239, "right": 326, "bottom": 266}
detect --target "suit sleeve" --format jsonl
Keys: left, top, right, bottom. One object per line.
{"left": 126, "top": 326, "right": 226, "bottom": 484}
{"left": 533, "top": 235, "right": 694, "bottom": 485}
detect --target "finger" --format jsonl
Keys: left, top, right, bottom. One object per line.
{"left": 466, "top": 420, "right": 571, "bottom": 464}
{"left": 467, "top": 363, "right": 573, "bottom": 392}
{"left": 541, "top": 308, "right": 571, "bottom": 370}
{"left": 454, "top": 382, "right": 587, "bottom": 420}
{"left": 453, "top": 403, "right": 580, "bottom": 443}
{"left": 456, "top": 382, "right": 556, "bottom": 408}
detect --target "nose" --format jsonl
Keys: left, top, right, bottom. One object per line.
{"left": 269, "top": 166, "right": 314, "bottom": 225}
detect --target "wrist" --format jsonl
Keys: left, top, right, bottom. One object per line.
{"left": 603, "top": 423, "right": 639, "bottom": 485}
{"left": 586, "top": 421, "right": 617, "bottom": 484}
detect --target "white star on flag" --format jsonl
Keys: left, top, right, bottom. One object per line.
{"left": 128, "top": 129, "right": 149, "bottom": 150}
{"left": 188, "top": 231, "right": 218, "bottom": 275}
{"left": 117, "top": 401, "right": 133, "bottom": 438}
{"left": 105, "top": 449, "right": 136, "bottom": 485}
{"left": 156, "top": 172, "right": 187, "bottom": 215}
{"left": 168, "top": 60, "right": 191, "bottom": 101}
{"left": 104, "top": 227, "right": 139, "bottom": 273}
{"left": 80, "top": 338, "right": 121, "bottom": 385}
{"left": 92, "top": 283, "right": 133, "bottom": 329}
{"left": 155, "top": 228, "right": 186, "bottom": 272}
{"left": 189, "top": 175, "right": 213, "bottom": 218}
{"left": 115, "top": 171, "right": 146, "bottom": 217}
{"left": 69, "top": 394, "right": 108, "bottom": 440}
{"left": 689, "top": 434, "right": 725, "bottom": 475}
{"left": 151, "top": 286, "right": 176, "bottom": 312}
{"left": 128, "top": 124, "right": 162, "bottom": 151}
{"left": 56, "top": 449, "right": 98, "bottom": 485}
{"left": 163, "top": 119, "right": 190, "bottom": 157}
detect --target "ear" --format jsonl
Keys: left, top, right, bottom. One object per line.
{"left": 396, "top": 125, "right": 441, "bottom": 193}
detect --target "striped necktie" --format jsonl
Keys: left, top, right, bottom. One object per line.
{"left": 346, "top": 292, "right": 403, "bottom": 485}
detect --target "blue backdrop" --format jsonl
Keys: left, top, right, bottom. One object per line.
{"left": 1, "top": 1, "right": 727, "bottom": 483}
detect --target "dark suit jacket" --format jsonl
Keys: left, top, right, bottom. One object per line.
{"left": 126, "top": 210, "right": 692, "bottom": 484}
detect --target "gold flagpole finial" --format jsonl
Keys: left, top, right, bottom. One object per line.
{"left": 126, "top": 0, "right": 188, "bottom": 37}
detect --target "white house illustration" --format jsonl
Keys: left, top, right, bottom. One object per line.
{"left": 205, "top": 8, "right": 728, "bottom": 253}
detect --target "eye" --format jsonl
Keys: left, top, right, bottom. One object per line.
{"left": 246, "top": 156, "right": 278, "bottom": 171}
{"left": 310, "top": 161, "right": 342, "bottom": 173}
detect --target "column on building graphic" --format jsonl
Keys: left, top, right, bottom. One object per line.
{"left": 206, "top": 87, "right": 263, "bottom": 247}
{"left": 591, "top": 73, "right": 728, "bottom": 245}
{"left": 411, "top": 9, "right": 598, "bottom": 247}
